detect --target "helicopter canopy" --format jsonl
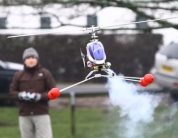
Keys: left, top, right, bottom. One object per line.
{"left": 88, "top": 41, "right": 106, "bottom": 60}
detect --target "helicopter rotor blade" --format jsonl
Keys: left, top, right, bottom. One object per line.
{"left": 7, "top": 16, "right": 178, "bottom": 38}
{"left": 7, "top": 28, "right": 89, "bottom": 38}
{"left": 100, "top": 16, "right": 178, "bottom": 30}
{"left": 80, "top": 48, "right": 86, "bottom": 68}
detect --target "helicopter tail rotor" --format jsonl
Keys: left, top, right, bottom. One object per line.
{"left": 80, "top": 48, "right": 86, "bottom": 68}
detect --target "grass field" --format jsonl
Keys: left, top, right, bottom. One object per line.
{"left": 1, "top": 101, "right": 178, "bottom": 138}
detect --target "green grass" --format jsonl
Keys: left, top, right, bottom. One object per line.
{"left": 1, "top": 104, "right": 178, "bottom": 138}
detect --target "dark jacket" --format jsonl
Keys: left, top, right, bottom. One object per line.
{"left": 10, "top": 64, "right": 56, "bottom": 116}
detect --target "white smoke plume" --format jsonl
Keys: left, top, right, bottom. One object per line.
{"left": 106, "top": 74, "right": 161, "bottom": 138}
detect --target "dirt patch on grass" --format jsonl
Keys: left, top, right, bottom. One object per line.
{"left": 0, "top": 122, "right": 15, "bottom": 127}
{"left": 49, "top": 96, "right": 110, "bottom": 109}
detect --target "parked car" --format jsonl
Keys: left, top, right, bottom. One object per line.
{"left": 0, "top": 60, "right": 23, "bottom": 102}
{"left": 151, "top": 42, "right": 178, "bottom": 94}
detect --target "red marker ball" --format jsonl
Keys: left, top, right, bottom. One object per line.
{"left": 48, "top": 91, "right": 57, "bottom": 100}
{"left": 144, "top": 74, "right": 154, "bottom": 84}
{"left": 50, "top": 88, "right": 60, "bottom": 97}
{"left": 140, "top": 78, "right": 148, "bottom": 87}
{"left": 48, "top": 88, "right": 61, "bottom": 100}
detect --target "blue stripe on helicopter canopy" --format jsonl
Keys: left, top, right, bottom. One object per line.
{"left": 89, "top": 42, "right": 105, "bottom": 60}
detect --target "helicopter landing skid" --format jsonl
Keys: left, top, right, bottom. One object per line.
{"left": 59, "top": 73, "right": 112, "bottom": 93}
{"left": 85, "top": 69, "right": 115, "bottom": 79}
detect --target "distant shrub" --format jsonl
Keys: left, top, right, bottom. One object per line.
{"left": 0, "top": 33, "right": 162, "bottom": 82}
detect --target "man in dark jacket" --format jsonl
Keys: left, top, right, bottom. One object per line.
{"left": 10, "top": 47, "right": 56, "bottom": 138}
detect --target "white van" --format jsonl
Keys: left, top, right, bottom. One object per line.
{"left": 151, "top": 42, "right": 178, "bottom": 90}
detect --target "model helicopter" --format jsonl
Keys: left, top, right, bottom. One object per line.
{"left": 80, "top": 25, "right": 114, "bottom": 79}
{"left": 7, "top": 16, "right": 178, "bottom": 100}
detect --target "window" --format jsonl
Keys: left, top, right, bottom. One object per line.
{"left": 159, "top": 43, "right": 178, "bottom": 59}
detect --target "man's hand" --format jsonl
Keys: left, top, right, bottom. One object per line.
{"left": 30, "top": 93, "right": 42, "bottom": 102}
{"left": 18, "top": 91, "right": 31, "bottom": 101}
{"left": 18, "top": 92, "right": 41, "bottom": 102}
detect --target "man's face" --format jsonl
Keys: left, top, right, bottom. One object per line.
{"left": 24, "top": 57, "right": 38, "bottom": 68}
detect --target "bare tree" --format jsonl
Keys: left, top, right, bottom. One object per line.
{"left": 0, "top": 0, "right": 177, "bottom": 30}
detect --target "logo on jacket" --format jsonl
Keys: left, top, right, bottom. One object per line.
{"left": 38, "top": 73, "right": 43, "bottom": 77}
